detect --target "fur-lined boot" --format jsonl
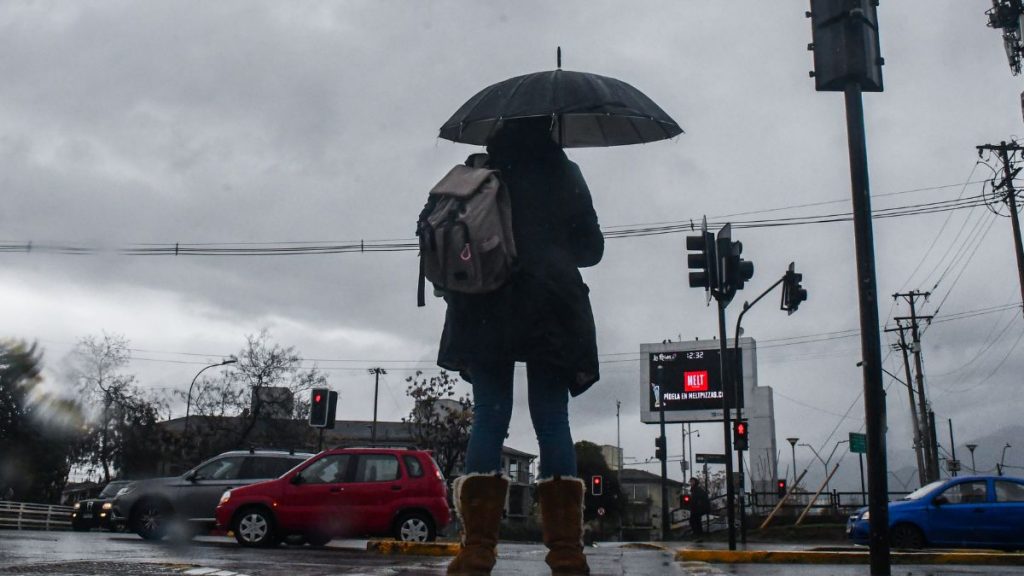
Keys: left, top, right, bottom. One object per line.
{"left": 537, "top": 476, "right": 590, "bottom": 576}
{"left": 447, "top": 474, "right": 509, "bottom": 576}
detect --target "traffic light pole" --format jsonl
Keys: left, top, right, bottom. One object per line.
{"left": 731, "top": 274, "right": 786, "bottom": 545}
{"left": 716, "top": 300, "right": 737, "bottom": 551}
{"left": 657, "top": 366, "right": 670, "bottom": 541}
{"left": 845, "top": 81, "right": 891, "bottom": 575}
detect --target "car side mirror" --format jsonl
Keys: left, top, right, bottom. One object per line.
{"left": 184, "top": 472, "right": 198, "bottom": 483}
{"left": 290, "top": 475, "right": 305, "bottom": 485}
{"left": 933, "top": 496, "right": 948, "bottom": 506}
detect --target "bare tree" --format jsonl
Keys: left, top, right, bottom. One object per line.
{"left": 404, "top": 371, "right": 472, "bottom": 480}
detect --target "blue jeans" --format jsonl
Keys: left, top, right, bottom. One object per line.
{"left": 463, "top": 359, "right": 577, "bottom": 479}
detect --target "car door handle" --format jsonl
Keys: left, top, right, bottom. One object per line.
{"left": 330, "top": 487, "right": 344, "bottom": 493}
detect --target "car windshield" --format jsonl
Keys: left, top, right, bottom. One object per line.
{"left": 98, "top": 482, "right": 129, "bottom": 498}
{"left": 901, "top": 480, "right": 946, "bottom": 500}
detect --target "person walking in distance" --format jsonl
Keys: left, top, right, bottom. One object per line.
{"left": 688, "top": 477, "right": 709, "bottom": 537}
{"left": 423, "top": 117, "right": 603, "bottom": 576}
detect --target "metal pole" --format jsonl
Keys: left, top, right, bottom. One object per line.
{"left": 617, "top": 399, "right": 623, "bottom": 541}
{"left": 844, "top": 81, "right": 890, "bottom": 575}
{"left": 948, "top": 419, "right": 957, "bottom": 477}
{"left": 370, "top": 368, "right": 385, "bottom": 445}
{"left": 859, "top": 452, "right": 866, "bottom": 507}
{"left": 967, "top": 444, "right": 978, "bottom": 474}
{"left": 787, "top": 438, "right": 799, "bottom": 488}
{"left": 657, "top": 366, "right": 669, "bottom": 541}
{"left": 997, "top": 143, "right": 1024, "bottom": 312}
{"left": 717, "top": 300, "right": 736, "bottom": 550}
{"left": 907, "top": 296, "right": 936, "bottom": 481}
{"left": 893, "top": 326, "right": 926, "bottom": 486}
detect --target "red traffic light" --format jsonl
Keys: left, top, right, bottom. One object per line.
{"left": 314, "top": 393, "right": 323, "bottom": 404}
{"left": 683, "top": 494, "right": 692, "bottom": 503}
{"left": 736, "top": 422, "right": 747, "bottom": 436}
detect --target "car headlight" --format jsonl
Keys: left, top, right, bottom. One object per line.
{"left": 219, "top": 490, "right": 231, "bottom": 506}
{"left": 102, "top": 502, "right": 112, "bottom": 510}
{"left": 73, "top": 502, "right": 81, "bottom": 510}
{"left": 861, "top": 511, "right": 870, "bottom": 521}
{"left": 116, "top": 485, "right": 134, "bottom": 497}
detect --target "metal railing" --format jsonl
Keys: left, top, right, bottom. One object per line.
{"left": 747, "top": 490, "right": 912, "bottom": 519}
{"left": 0, "top": 501, "right": 73, "bottom": 531}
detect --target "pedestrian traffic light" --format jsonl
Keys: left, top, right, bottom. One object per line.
{"left": 717, "top": 223, "right": 754, "bottom": 303}
{"left": 686, "top": 217, "right": 718, "bottom": 299}
{"left": 777, "top": 478, "right": 788, "bottom": 498}
{"left": 655, "top": 436, "right": 666, "bottom": 461}
{"left": 591, "top": 475, "right": 603, "bottom": 496}
{"left": 806, "top": 0, "right": 884, "bottom": 92}
{"left": 781, "top": 262, "right": 808, "bottom": 315}
{"left": 682, "top": 493, "right": 692, "bottom": 507}
{"left": 733, "top": 420, "right": 749, "bottom": 451}
{"left": 309, "top": 388, "right": 330, "bottom": 428}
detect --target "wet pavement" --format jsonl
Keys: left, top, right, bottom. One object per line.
{"left": 1, "top": 531, "right": 1022, "bottom": 575}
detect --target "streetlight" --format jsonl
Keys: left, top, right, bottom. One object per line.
{"left": 966, "top": 443, "right": 978, "bottom": 474}
{"left": 786, "top": 437, "right": 799, "bottom": 488}
{"left": 184, "top": 358, "right": 238, "bottom": 441}
{"left": 799, "top": 440, "right": 849, "bottom": 496}
{"left": 999, "top": 443, "right": 1012, "bottom": 476}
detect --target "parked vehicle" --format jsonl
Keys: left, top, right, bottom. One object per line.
{"left": 215, "top": 447, "right": 450, "bottom": 547}
{"left": 111, "top": 449, "right": 312, "bottom": 540}
{"left": 70, "top": 480, "right": 133, "bottom": 531}
{"left": 848, "top": 475, "right": 1024, "bottom": 549}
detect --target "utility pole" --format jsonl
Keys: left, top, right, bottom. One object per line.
{"left": 368, "top": 367, "right": 386, "bottom": 445}
{"left": 894, "top": 290, "right": 936, "bottom": 482}
{"left": 977, "top": 142, "right": 1024, "bottom": 314}
{"left": 885, "top": 322, "right": 926, "bottom": 486}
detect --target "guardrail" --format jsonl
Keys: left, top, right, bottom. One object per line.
{"left": 0, "top": 500, "right": 73, "bottom": 531}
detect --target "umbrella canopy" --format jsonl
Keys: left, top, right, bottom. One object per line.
{"left": 439, "top": 69, "right": 683, "bottom": 148}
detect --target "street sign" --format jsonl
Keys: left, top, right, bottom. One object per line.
{"left": 695, "top": 453, "right": 728, "bottom": 464}
{"left": 849, "top": 432, "right": 867, "bottom": 454}
{"left": 947, "top": 459, "right": 961, "bottom": 472}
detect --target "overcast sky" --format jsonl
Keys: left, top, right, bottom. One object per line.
{"left": 3, "top": 1, "right": 1023, "bottom": 488}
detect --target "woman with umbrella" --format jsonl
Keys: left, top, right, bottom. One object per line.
{"left": 427, "top": 65, "right": 682, "bottom": 576}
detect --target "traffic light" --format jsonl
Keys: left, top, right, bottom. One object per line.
{"left": 781, "top": 262, "right": 808, "bottom": 315}
{"left": 733, "top": 420, "right": 749, "bottom": 451}
{"left": 777, "top": 478, "right": 788, "bottom": 498}
{"left": 682, "top": 493, "right": 692, "bottom": 507}
{"left": 686, "top": 217, "right": 718, "bottom": 299}
{"left": 591, "top": 475, "right": 603, "bottom": 496}
{"left": 309, "top": 388, "right": 334, "bottom": 428}
{"left": 655, "top": 436, "right": 666, "bottom": 461}
{"left": 807, "top": 0, "right": 884, "bottom": 92}
{"left": 717, "top": 223, "right": 754, "bottom": 303}
{"left": 326, "top": 390, "right": 338, "bottom": 429}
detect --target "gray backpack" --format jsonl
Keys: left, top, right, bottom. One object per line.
{"left": 417, "top": 154, "right": 517, "bottom": 306}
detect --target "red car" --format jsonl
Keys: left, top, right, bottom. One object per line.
{"left": 215, "top": 447, "right": 450, "bottom": 547}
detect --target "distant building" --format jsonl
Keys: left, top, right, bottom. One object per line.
{"left": 619, "top": 468, "right": 684, "bottom": 541}
{"left": 600, "top": 444, "right": 623, "bottom": 471}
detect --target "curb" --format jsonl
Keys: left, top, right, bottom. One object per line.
{"left": 675, "top": 549, "right": 1024, "bottom": 566}
{"left": 366, "top": 540, "right": 461, "bottom": 556}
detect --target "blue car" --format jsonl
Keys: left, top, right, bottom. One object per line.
{"left": 848, "top": 475, "right": 1024, "bottom": 549}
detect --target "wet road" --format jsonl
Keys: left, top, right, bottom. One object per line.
{"left": 1, "top": 531, "right": 1021, "bottom": 575}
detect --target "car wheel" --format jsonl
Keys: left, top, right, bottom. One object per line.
{"left": 306, "top": 533, "right": 331, "bottom": 547}
{"left": 395, "top": 512, "right": 435, "bottom": 542}
{"left": 890, "top": 524, "right": 925, "bottom": 549}
{"left": 233, "top": 507, "right": 279, "bottom": 548}
{"left": 132, "top": 499, "right": 171, "bottom": 541}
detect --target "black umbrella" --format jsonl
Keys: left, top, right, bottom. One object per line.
{"left": 439, "top": 68, "right": 683, "bottom": 148}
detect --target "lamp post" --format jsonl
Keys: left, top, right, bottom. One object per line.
{"left": 786, "top": 437, "right": 799, "bottom": 487}
{"left": 800, "top": 440, "right": 848, "bottom": 497}
{"left": 966, "top": 443, "right": 978, "bottom": 474}
{"left": 184, "top": 358, "right": 238, "bottom": 441}
{"left": 999, "top": 443, "right": 1012, "bottom": 476}
{"left": 369, "top": 368, "right": 387, "bottom": 445}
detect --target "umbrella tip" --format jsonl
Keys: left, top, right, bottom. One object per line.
{"left": 557, "top": 46, "right": 561, "bottom": 69}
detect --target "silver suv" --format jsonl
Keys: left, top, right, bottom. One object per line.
{"left": 111, "top": 449, "right": 312, "bottom": 540}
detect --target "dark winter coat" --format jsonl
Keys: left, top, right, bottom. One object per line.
{"left": 422, "top": 139, "right": 603, "bottom": 396}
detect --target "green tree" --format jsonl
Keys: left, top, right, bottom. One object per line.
{"left": 0, "top": 340, "right": 81, "bottom": 503}
{"left": 404, "top": 370, "right": 472, "bottom": 480}
{"left": 574, "top": 440, "right": 623, "bottom": 536}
